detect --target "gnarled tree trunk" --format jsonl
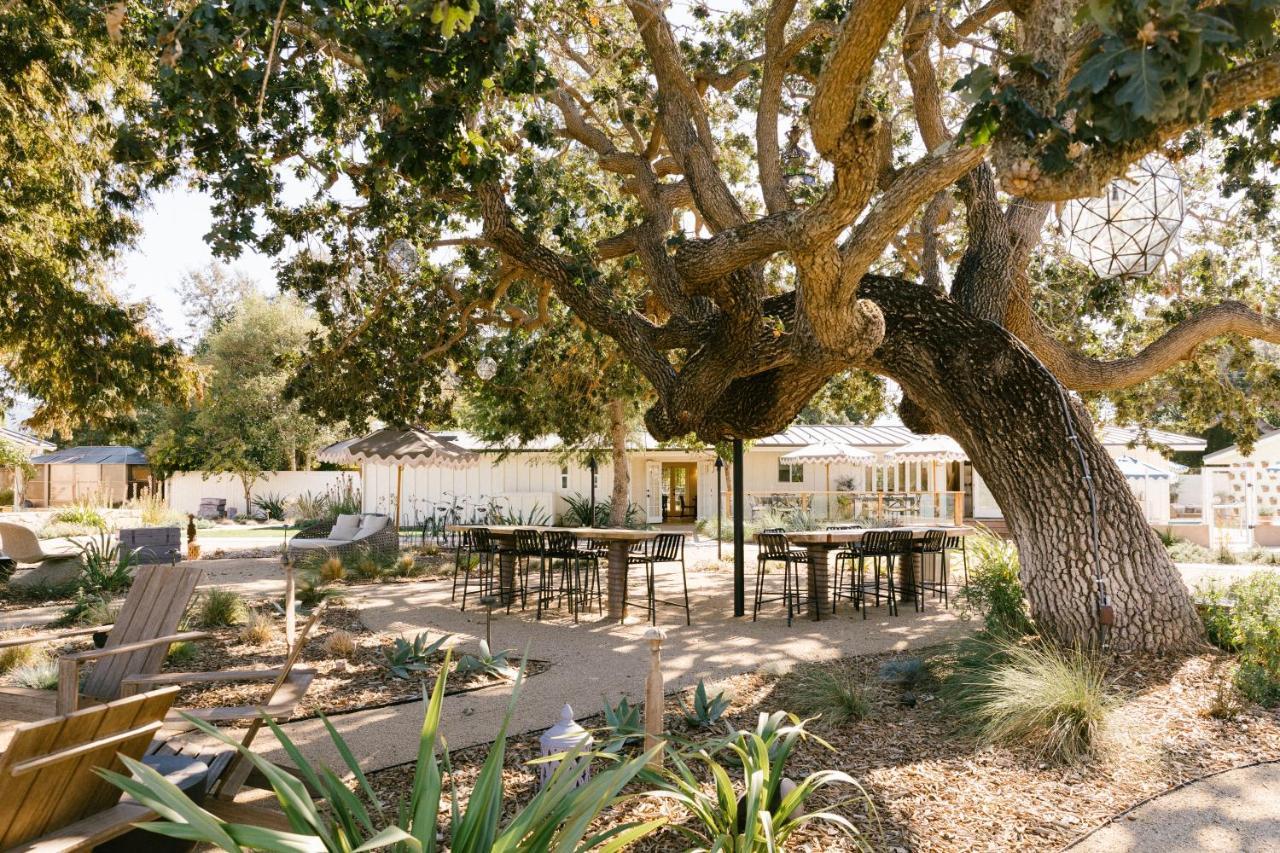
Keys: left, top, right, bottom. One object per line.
{"left": 862, "top": 278, "right": 1203, "bottom": 651}
{"left": 608, "top": 398, "right": 631, "bottom": 527}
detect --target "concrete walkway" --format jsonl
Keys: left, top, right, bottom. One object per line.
{"left": 1068, "top": 761, "right": 1280, "bottom": 852}
{"left": 223, "top": 568, "right": 972, "bottom": 773}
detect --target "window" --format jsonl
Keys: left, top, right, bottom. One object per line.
{"left": 778, "top": 462, "right": 804, "bottom": 483}
{"left": 560, "top": 465, "right": 569, "bottom": 489}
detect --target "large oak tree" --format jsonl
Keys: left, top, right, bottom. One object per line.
{"left": 30, "top": 0, "right": 1280, "bottom": 650}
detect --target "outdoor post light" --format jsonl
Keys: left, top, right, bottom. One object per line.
{"left": 587, "top": 455, "right": 598, "bottom": 527}
{"left": 714, "top": 455, "right": 724, "bottom": 561}
{"left": 538, "top": 704, "right": 594, "bottom": 789}
{"left": 480, "top": 595, "right": 497, "bottom": 646}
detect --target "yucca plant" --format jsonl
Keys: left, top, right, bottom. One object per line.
{"left": 77, "top": 531, "right": 137, "bottom": 597}
{"left": 101, "top": 652, "right": 665, "bottom": 851}
{"left": 252, "top": 492, "right": 288, "bottom": 521}
{"left": 648, "top": 711, "right": 870, "bottom": 851}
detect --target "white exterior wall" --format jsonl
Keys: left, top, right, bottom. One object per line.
{"left": 167, "top": 471, "right": 355, "bottom": 516}
{"left": 363, "top": 453, "right": 626, "bottom": 526}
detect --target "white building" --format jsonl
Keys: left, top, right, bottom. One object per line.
{"left": 347, "top": 422, "right": 1202, "bottom": 529}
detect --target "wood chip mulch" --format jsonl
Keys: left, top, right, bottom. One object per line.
{"left": 365, "top": 645, "right": 1280, "bottom": 852}
{"left": 0, "top": 605, "right": 547, "bottom": 722}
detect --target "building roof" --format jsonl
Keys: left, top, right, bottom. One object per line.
{"left": 0, "top": 427, "right": 54, "bottom": 452}
{"left": 1096, "top": 425, "right": 1206, "bottom": 452}
{"left": 1113, "top": 455, "right": 1175, "bottom": 479}
{"left": 30, "top": 446, "right": 148, "bottom": 465}
{"left": 1203, "top": 429, "right": 1280, "bottom": 465}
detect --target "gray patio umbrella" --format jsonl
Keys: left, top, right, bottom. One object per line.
{"left": 319, "top": 428, "right": 479, "bottom": 525}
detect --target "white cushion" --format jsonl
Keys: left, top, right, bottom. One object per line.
{"left": 330, "top": 514, "right": 361, "bottom": 541}
{"left": 354, "top": 514, "right": 388, "bottom": 539}
{"left": 290, "top": 538, "right": 338, "bottom": 550}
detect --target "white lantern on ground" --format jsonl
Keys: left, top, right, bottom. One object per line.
{"left": 1061, "top": 154, "right": 1184, "bottom": 279}
{"left": 538, "top": 704, "right": 594, "bottom": 789}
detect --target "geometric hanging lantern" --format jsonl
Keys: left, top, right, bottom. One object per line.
{"left": 1061, "top": 154, "right": 1185, "bottom": 279}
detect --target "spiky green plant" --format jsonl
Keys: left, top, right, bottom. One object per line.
{"left": 76, "top": 531, "right": 137, "bottom": 597}
{"left": 381, "top": 632, "right": 452, "bottom": 680}
{"left": 454, "top": 639, "right": 517, "bottom": 680}
{"left": 648, "top": 711, "right": 871, "bottom": 851}
{"left": 193, "top": 588, "right": 246, "bottom": 628}
{"left": 782, "top": 664, "right": 874, "bottom": 725}
{"left": 100, "top": 653, "right": 665, "bottom": 851}
{"left": 678, "top": 679, "right": 731, "bottom": 729}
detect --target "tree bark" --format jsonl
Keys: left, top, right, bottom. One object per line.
{"left": 608, "top": 399, "right": 631, "bottom": 527}
{"left": 860, "top": 278, "right": 1204, "bottom": 652}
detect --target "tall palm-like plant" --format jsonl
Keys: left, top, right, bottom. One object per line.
{"left": 101, "top": 653, "right": 664, "bottom": 852}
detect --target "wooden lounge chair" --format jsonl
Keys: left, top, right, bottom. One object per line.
{"left": 0, "top": 563, "right": 207, "bottom": 720}
{"left": 0, "top": 686, "right": 185, "bottom": 851}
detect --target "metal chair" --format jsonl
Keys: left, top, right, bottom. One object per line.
{"left": 943, "top": 532, "right": 970, "bottom": 594}
{"left": 854, "top": 530, "right": 902, "bottom": 618}
{"left": 910, "top": 529, "right": 950, "bottom": 610}
{"left": 453, "top": 527, "right": 496, "bottom": 611}
{"left": 495, "top": 528, "right": 542, "bottom": 611}
{"left": 753, "top": 532, "right": 806, "bottom": 626}
{"left": 831, "top": 525, "right": 870, "bottom": 614}
{"left": 535, "top": 531, "right": 600, "bottom": 622}
{"left": 623, "top": 533, "right": 690, "bottom": 626}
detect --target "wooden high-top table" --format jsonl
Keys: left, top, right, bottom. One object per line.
{"left": 784, "top": 526, "right": 975, "bottom": 621}
{"left": 448, "top": 525, "right": 659, "bottom": 621}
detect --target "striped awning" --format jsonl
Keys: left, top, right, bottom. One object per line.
{"left": 318, "top": 428, "right": 479, "bottom": 469}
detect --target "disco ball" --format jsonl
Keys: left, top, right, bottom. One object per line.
{"left": 475, "top": 356, "right": 498, "bottom": 380}
{"left": 1061, "top": 155, "right": 1184, "bottom": 279}
{"left": 386, "top": 238, "right": 419, "bottom": 278}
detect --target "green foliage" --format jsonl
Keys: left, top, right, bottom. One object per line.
{"left": 295, "top": 577, "right": 342, "bottom": 610}
{"left": 1167, "top": 539, "right": 1213, "bottom": 563}
{"left": 55, "top": 499, "right": 108, "bottom": 529}
{"left": 193, "top": 589, "right": 246, "bottom": 629}
{"left": 77, "top": 531, "right": 137, "bottom": 597}
{"left": 678, "top": 679, "right": 732, "bottom": 729}
{"left": 60, "top": 594, "right": 118, "bottom": 628}
{"left": 1198, "top": 572, "right": 1280, "bottom": 706}
{"left": 101, "top": 652, "right": 665, "bottom": 852}
{"left": 127, "top": 492, "right": 184, "bottom": 527}
{"left": 600, "top": 695, "right": 644, "bottom": 753}
{"left": 252, "top": 492, "right": 288, "bottom": 521}
{"left": 942, "top": 637, "right": 1112, "bottom": 763}
{"left": 291, "top": 482, "right": 363, "bottom": 524}
{"left": 11, "top": 658, "right": 59, "bottom": 690}
{"left": 781, "top": 664, "right": 874, "bottom": 725}
{"left": 166, "top": 640, "right": 199, "bottom": 667}
{"left": 381, "top": 632, "right": 451, "bottom": 680}
{"left": 959, "top": 531, "right": 1033, "bottom": 637}
{"left": 560, "top": 493, "right": 641, "bottom": 528}
{"left": 0, "top": 439, "right": 35, "bottom": 481}
{"left": 491, "top": 501, "right": 553, "bottom": 526}
{"left": 795, "top": 371, "right": 888, "bottom": 425}
{"left": 651, "top": 712, "right": 869, "bottom": 851}
{"left": 877, "top": 657, "right": 929, "bottom": 689}
{"left": 454, "top": 639, "right": 517, "bottom": 680}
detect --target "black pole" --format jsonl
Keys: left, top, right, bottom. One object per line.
{"left": 715, "top": 456, "right": 724, "bottom": 561}
{"left": 588, "top": 455, "right": 598, "bottom": 527}
{"left": 733, "top": 438, "right": 745, "bottom": 617}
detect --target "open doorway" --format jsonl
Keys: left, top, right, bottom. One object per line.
{"left": 662, "top": 462, "right": 698, "bottom": 521}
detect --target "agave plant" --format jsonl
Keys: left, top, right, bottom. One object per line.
{"left": 600, "top": 695, "right": 644, "bottom": 753}
{"left": 649, "top": 712, "right": 871, "bottom": 851}
{"left": 100, "top": 652, "right": 665, "bottom": 852}
{"left": 454, "top": 639, "right": 517, "bottom": 680}
{"left": 381, "top": 631, "right": 452, "bottom": 680}
{"left": 678, "top": 679, "right": 732, "bottom": 729}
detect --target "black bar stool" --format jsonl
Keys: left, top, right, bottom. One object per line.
{"left": 855, "top": 530, "right": 900, "bottom": 618}
{"left": 535, "top": 531, "right": 600, "bottom": 622}
{"left": 454, "top": 527, "right": 496, "bottom": 611}
{"left": 830, "top": 523, "right": 868, "bottom": 613}
{"left": 753, "top": 531, "right": 805, "bottom": 626}
{"left": 910, "top": 529, "right": 949, "bottom": 610}
{"left": 623, "top": 533, "right": 690, "bottom": 626}
{"left": 943, "top": 532, "right": 970, "bottom": 594}
{"left": 494, "top": 528, "right": 542, "bottom": 611}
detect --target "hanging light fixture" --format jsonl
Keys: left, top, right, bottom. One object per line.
{"left": 386, "top": 238, "right": 420, "bottom": 278}
{"left": 1061, "top": 155, "right": 1185, "bottom": 279}
{"left": 781, "top": 124, "right": 817, "bottom": 187}
{"left": 475, "top": 356, "right": 498, "bottom": 380}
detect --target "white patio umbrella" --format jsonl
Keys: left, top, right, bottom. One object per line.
{"left": 319, "top": 428, "right": 479, "bottom": 526}
{"left": 780, "top": 441, "right": 875, "bottom": 494}
{"left": 885, "top": 434, "right": 968, "bottom": 495}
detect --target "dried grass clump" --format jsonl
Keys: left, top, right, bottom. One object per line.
{"left": 324, "top": 629, "right": 358, "bottom": 661}
{"left": 194, "top": 589, "right": 246, "bottom": 628}
{"left": 240, "top": 611, "right": 278, "bottom": 646}
{"left": 780, "top": 662, "right": 874, "bottom": 724}
{"left": 0, "top": 641, "right": 42, "bottom": 674}
{"left": 318, "top": 557, "right": 346, "bottom": 584}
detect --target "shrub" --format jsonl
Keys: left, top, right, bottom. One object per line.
{"left": 127, "top": 493, "right": 183, "bottom": 528}
{"left": 0, "top": 488, "right": 13, "bottom": 506}
{"left": 76, "top": 531, "right": 137, "bottom": 597}
{"left": 0, "top": 642, "right": 42, "bottom": 674}
{"left": 252, "top": 492, "right": 288, "bottom": 521}
{"left": 559, "top": 494, "right": 640, "bottom": 527}
{"left": 942, "top": 636, "right": 1111, "bottom": 763}
{"left": 653, "top": 711, "right": 870, "bottom": 850}
{"left": 240, "top": 612, "right": 277, "bottom": 646}
{"left": 296, "top": 577, "right": 341, "bottom": 609}
{"left": 12, "top": 658, "right": 59, "bottom": 690}
{"left": 193, "top": 589, "right": 246, "bottom": 628}
{"left": 316, "top": 557, "right": 346, "bottom": 584}
{"left": 389, "top": 554, "right": 420, "bottom": 578}
{"left": 781, "top": 663, "right": 873, "bottom": 724}
{"left": 104, "top": 653, "right": 665, "bottom": 852}
{"left": 1198, "top": 572, "right": 1280, "bottom": 705}
{"left": 1167, "top": 540, "right": 1213, "bottom": 563}
{"left": 53, "top": 498, "right": 107, "bottom": 529}
{"left": 959, "top": 529, "right": 1032, "bottom": 637}
{"left": 323, "top": 629, "right": 358, "bottom": 660}
{"left": 349, "top": 553, "right": 386, "bottom": 581}
{"left": 166, "top": 640, "right": 199, "bottom": 667}
{"left": 61, "top": 594, "right": 118, "bottom": 627}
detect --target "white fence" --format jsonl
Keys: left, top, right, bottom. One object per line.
{"left": 166, "top": 471, "right": 356, "bottom": 516}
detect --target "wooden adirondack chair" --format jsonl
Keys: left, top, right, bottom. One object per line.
{"left": 0, "top": 686, "right": 183, "bottom": 852}
{"left": 0, "top": 563, "right": 207, "bottom": 721}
